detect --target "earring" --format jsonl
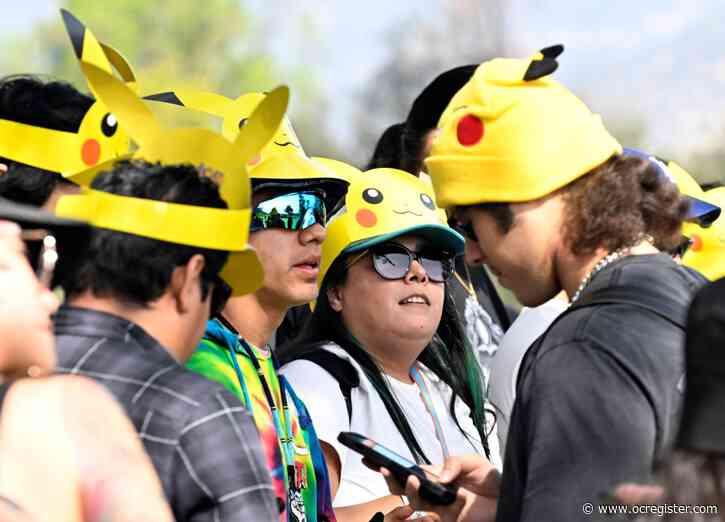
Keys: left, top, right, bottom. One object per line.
{"left": 26, "top": 365, "right": 44, "bottom": 378}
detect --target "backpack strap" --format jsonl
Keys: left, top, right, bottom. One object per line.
{"left": 295, "top": 349, "right": 360, "bottom": 421}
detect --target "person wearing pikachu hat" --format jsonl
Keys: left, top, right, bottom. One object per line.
{"left": 394, "top": 46, "right": 709, "bottom": 522}
{"left": 276, "top": 168, "right": 498, "bottom": 520}
{"left": 50, "top": 11, "right": 289, "bottom": 522}
{"left": 152, "top": 89, "right": 352, "bottom": 522}
{"left": 682, "top": 186, "right": 725, "bottom": 280}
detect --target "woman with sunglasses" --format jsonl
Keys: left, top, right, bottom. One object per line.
{"left": 278, "top": 169, "right": 492, "bottom": 522}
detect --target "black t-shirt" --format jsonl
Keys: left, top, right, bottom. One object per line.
{"left": 496, "top": 254, "right": 706, "bottom": 522}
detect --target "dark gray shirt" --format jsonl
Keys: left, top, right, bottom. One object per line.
{"left": 54, "top": 306, "right": 279, "bottom": 522}
{"left": 496, "top": 254, "right": 706, "bottom": 522}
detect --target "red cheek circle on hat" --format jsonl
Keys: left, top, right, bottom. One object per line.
{"left": 81, "top": 139, "right": 101, "bottom": 166}
{"left": 247, "top": 153, "right": 262, "bottom": 166}
{"left": 457, "top": 115, "right": 485, "bottom": 146}
{"left": 690, "top": 234, "right": 703, "bottom": 252}
{"left": 356, "top": 209, "right": 377, "bottom": 228}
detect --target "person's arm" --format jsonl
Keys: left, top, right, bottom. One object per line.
{"left": 172, "top": 389, "right": 278, "bottom": 522}
{"left": 514, "top": 342, "right": 657, "bottom": 522}
{"left": 0, "top": 376, "right": 174, "bottom": 522}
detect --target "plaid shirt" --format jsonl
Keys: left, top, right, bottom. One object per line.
{"left": 54, "top": 306, "right": 279, "bottom": 522}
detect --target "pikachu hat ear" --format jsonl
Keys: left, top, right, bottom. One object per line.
{"left": 523, "top": 44, "right": 564, "bottom": 81}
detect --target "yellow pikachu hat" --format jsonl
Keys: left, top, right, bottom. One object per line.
{"left": 145, "top": 90, "right": 349, "bottom": 212}
{"left": 682, "top": 187, "right": 725, "bottom": 281}
{"left": 318, "top": 168, "right": 464, "bottom": 285}
{"left": 55, "top": 52, "right": 288, "bottom": 295}
{"left": 425, "top": 45, "right": 622, "bottom": 208}
{"left": 0, "top": 10, "right": 131, "bottom": 177}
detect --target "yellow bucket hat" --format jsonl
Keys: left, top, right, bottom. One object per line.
{"left": 54, "top": 23, "right": 288, "bottom": 296}
{"left": 425, "top": 45, "right": 622, "bottom": 208}
{"left": 144, "top": 90, "right": 349, "bottom": 212}
{"left": 319, "top": 168, "right": 463, "bottom": 286}
{"left": 0, "top": 10, "right": 132, "bottom": 177}
{"left": 682, "top": 187, "right": 725, "bottom": 281}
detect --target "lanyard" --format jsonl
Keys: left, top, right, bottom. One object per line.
{"left": 216, "top": 318, "right": 296, "bottom": 473}
{"left": 410, "top": 364, "right": 450, "bottom": 459}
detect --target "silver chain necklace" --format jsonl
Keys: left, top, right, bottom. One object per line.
{"left": 569, "top": 248, "right": 629, "bottom": 305}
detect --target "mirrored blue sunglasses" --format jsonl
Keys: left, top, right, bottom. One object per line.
{"left": 250, "top": 191, "right": 327, "bottom": 232}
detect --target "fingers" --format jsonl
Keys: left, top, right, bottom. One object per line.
{"left": 613, "top": 483, "right": 665, "bottom": 505}
{"left": 383, "top": 505, "right": 413, "bottom": 521}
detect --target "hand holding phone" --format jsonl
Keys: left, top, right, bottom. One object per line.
{"left": 337, "top": 431, "right": 459, "bottom": 505}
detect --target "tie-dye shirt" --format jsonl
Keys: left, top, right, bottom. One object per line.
{"left": 187, "top": 319, "right": 336, "bottom": 522}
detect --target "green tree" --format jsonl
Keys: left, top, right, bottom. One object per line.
{"left": 0, "top": 0, "right": 338, "bottom": 153}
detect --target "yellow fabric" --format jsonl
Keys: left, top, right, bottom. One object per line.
{"left": 319, "top": 168, "right": 451, "bottom": 284}
{"left": 682, "top": 187, "right": 725, "bottom": 281}
{"left": 425, "top": 50, "right": 622, "bottom": 208}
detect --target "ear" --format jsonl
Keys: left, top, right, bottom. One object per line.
{"left": 327, "top": 285, "right": 344, "bottom": 312}
{"left": 170, "top": 254, "right": 207, "bottom": 315}
{"left": 145, "top": 89, "right": 234, "bottom": 118}
{"left": 234, "top": 85, "right": 289, "bottom": 164}
{"left": 523, "top": 44, "right": 564, "bottom": 81}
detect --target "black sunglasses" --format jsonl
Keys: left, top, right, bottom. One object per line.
{"left": 447, "top": 216, "right": 477, "bottom": 242}
{"left": 210, "top": 275, "right": 232, "bottom": 318}
{"left": 354, "top": 242, "right": 454, "bottom": 283}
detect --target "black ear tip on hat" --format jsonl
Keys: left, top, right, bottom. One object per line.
{"left": 540, "top": 44, "right": 565, "bottom": 59}
{"left": 60, "top": 9, "right": 85, "bottom": 60}
{"left": 523, "top": 59, "right": 559, "bottom": 82}
{"left": 144, "top": 92, "right": 185, "bottom": 107}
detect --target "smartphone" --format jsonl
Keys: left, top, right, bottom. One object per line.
{"left": 337, "top": 431, "right": 458, "bottom": 505}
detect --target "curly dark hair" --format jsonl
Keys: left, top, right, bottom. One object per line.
{"left": 562, "top": 155, "right": 689, "bottom": 256}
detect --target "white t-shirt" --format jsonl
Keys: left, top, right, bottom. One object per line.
{"left": 281, "top": 344, "right": 497, "bottom": 507}
{"left": 487, "top": 297, "right": 567, "bottom": 459}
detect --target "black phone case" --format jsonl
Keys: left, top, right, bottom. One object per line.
{"left": 338, "top": 432, "right": 457, "bottom": 505}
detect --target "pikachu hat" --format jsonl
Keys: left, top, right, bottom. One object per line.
{"left": 55, "top": 13, "right": 288, "bottom": 296}
{"left": 682, "top": 187, "right": 725, "bottom": 281}
{"left": 425, "top": 45, "right": 623, "bottom": 208}
{"left": 622, "top": 148, "right": 721, "bottom": 228}
{"left": 145, "top": 90, "right": 350, "bottom": 213}
{"left": 318, "top": 168, "right": 464, "bottom": 285}
{"left": 0, "top": 10, "right": 131, "bottom": 177}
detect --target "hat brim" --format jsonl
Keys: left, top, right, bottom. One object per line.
{"left": 0, "top": 197, "right": 88, "bottom": 231}
{"left": 686, "top": 196, "right": 721, "bottom": 227}
{"left": 343, "top": 223, "right": 465, "bottom": 256}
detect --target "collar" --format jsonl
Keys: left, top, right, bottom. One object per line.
{"left": 53, "top": 305, "right": 176, "bottom": 362}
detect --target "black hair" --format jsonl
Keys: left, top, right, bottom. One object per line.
{"left": 365, "top": 122, "right": 405, "bottom": 170}
{"left": 58, "top": 160, "right": 229, "bottom": 308}
{"left": 399, "top": 65, "right": 477, "bottom": 176}
{"left": 283, "top": 253, "right": 491, "bottom": 464}
{"left": 0, "top": 75, "right": 93, "bottom": 207}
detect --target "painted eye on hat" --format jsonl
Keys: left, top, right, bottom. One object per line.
{"left": 101, "top": 113, "right": 118, "bottom": 137}
{"left": 457, "top": 114, "right": 484, "bottom": 146}
{"left": 362, "top": 188, "right": 383, "bottom": 204}
{"left": 420, "top": 193, "right": 435, "bottom": 210}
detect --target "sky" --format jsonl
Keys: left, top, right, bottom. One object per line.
{"left": 2, "top": 0, "right": 724, "bottom": 167}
